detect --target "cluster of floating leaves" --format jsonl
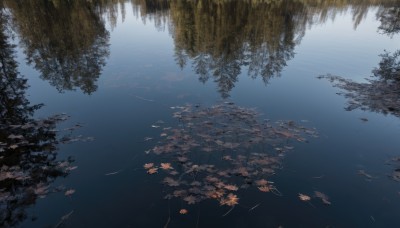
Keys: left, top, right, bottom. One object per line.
{"left": 318, "top": 74, "right": 400, "bottom": 117}
{"left": 0, "top": 114, "right": 86, "bottom": 226}
{"left": 144, "top": 103, "right": 318, "bottom": 209}
{"left": 298, "top": 191, "right": 331, "bottom": 205}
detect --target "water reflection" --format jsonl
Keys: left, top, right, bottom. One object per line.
{"left": 321, "top": 2, "right": 400, "bottom": 118}
{"left": 4, "top": 0, "right": 110, "bottom": 94}
{"left": 0, "top": 12, "right": 77, "bottom": 227}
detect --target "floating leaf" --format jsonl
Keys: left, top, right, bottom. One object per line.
{"left": 147, "top": 168, "right": 158, "bottom": 174}
{"left": 143, "top": 163, "right": 154, "bottom": 169}
{"left": 179, "top": 209, "right": 188, "bottom": 214}
{"left": 298, "top": 193, "right": 311, "bottom": 201}
{"left": 224, "top": 184, "right": 238, "bottom": 191}
{"left": 258, "top": 186, "right": 270, "bottom": 192}
{"left": 220, "top": 193, "right": 239, "bottom": 206}
{"left": 65, "top": 189, "right": 75, "bottom": 196}
{"left": 160, "top": 163, "right": 173, "bottom": 170}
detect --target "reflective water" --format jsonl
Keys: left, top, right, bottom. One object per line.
{"left": 1, "top": 0, "right": 400, "bottom": 227}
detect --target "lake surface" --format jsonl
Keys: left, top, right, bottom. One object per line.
{"left": 1, "top": 1, "right": 400, "bottom": 227}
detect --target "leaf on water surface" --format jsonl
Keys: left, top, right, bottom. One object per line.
{"left": 179, "top": 209, "right": 188, "bottom": 215}
{"left": 160, "top": 163, "right": 173, "bottom": 170}
{"left": 224, "top": 184, "right": 238, "bottom": 191}
{"left": 184, "top": 195, "right": 197, "bottom": 204}
{"left": 147, "top": 168, "right": 158, "bottom": 174}
{"left": 163, "top": 177, "right": 180, "bottom": 186}
{"left": 298, "top": 193, "right": 311, "bottom": 201}
{"left": 220, "top": 193, "right": 239, "bottom": 206}
{"left": 65, "top": 189, "right": 75, "bottom": 196}
{"left": 160, "top": 133, "right": 167, "bottom": 137}
{"left": 144, "top": 163, "right": 154, "bottom": 169}
{"left": 255, "top": 179, "right": 269, "bottom": 186}
{"left": 314, "top": 191, "right": 331, "bottom": 205}
{"left": 258, "top": 186, "right": 270, "bottom": 192}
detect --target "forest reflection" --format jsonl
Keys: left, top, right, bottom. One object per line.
{"left": 2, "top": 0, "right": 399, "bottom": 97}
{"left": 3, "top": 0, "right": 110, "bottom": 94}
{"left": 0, "top": 10, "right": 79, "bottom": 226}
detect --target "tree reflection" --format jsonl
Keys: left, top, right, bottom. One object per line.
{"left": 0, "top": 12, "right": 76, "bottom": 227}
{"left": 168, "top": 0, "right": 306, "bottom": 98}
{"left": 377, "top": 5, "right": 400, "bottom": 37}
{"left": 321, "top": 2, "right": 400, "bottom": 118}
{"left": 4, "top": 0, "right": 110, "bottom": 94}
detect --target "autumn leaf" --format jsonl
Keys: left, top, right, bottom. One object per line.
{"left": 220, "top": 193, "right": 239, "bottom": 206}
{"left": 143, "top": 163, "right": 154, "bottom": 169}
{"left": 163, "top": 177, "right": 180, "bottom": 186}
{"left": 147, "top": 168, "right": 158, "bottom": 174}
{"left": 179, "top": 209, "right": 188, "bottom": 215}
{"left": 160, "top": 163, "right": 173, "bottom": 170}
{"left": 298, "top": 193, "right": 311, "bottom": 201}
{"left": 258, "top": 186, "right": 270, "bottom": 192}
{"left": 184, "top": 195, "right": 197, "bottom": 204}
{"left": 65, "top": 189, "right": 75, "bottom": 196}
{"left": 224, "top": 184, "right": 238, "bottom": 191}
{"left": 255, "top": 179, "right": 269, "bottom": 186}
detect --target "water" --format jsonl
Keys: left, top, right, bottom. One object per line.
{"left": 1, "top": 1, "right": 400, "bottom": 227}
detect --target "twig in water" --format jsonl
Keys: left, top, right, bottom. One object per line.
{"left": 134, "top": 95, "right": 154, "bottom": 102}
{"left": 249, "top": 203, "right": 261, "bottom": 212}
{"left": 164, "top": 200, "right": 171, "bottom": 228}
{"left": 55, "top": 210, "right": 74, "bottom": 228}
{"left": 312, "top": 175, "right": 324, "bottom": 179}
{"left": 105, "top": 170, "right": 121, "bottom": 176}
{"left": 222, "top": 206, "right": 235, "bottom": 217}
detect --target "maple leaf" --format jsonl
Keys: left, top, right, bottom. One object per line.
{"left": 224, "top": 184, "right": 238, "bottom": 191}
{"left": 255, "top": 179, "right": 269, "bottom": 186}
{"left": 179, "top": 209, "right": 188, "bottom": 215}
{"left": 65, "top": 189, "right": 75, "bottom": 196}
{"left": 163, "top": 177, "right": 180, "bottom": 186}
{"left": 184, "top": 195, "right": 197, "bottom": 204}
{"left": 220, "top": 193, "right": 239, "bottom": 206}
{"left": 258, "top": 186, "right": 270, "bottom": 192}
{"left": 143, "top": 163, "right": 154, "bottom": 169}
{"left": 298, "top": 193, "right": 311, "bottom": 201}
{"left": 147, "top": 168, "right": 158, "bottom": 174}
{"left": 160, "top": 163, "right": 173, "bottom": 170}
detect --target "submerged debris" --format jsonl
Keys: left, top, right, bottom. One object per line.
{"left": 144, "top": 103, "right": 317, "bottom": 208}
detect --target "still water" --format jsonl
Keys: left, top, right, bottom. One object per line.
{"left": 1, "top": 1, "right": 400, "bottom": 227}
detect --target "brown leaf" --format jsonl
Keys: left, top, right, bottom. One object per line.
{"left": 258, "top": 186, "right": 270, "bottom": 192}
{"left": 160, "top": 163, "right": 173, "bottom": 170}
{"left": 179, "top": 209, "right": 188, "bottom": 215}
{"left": 65, "top": 189, "right": 75, "bottom": 196}
{"left": 224, "top": 184, "right": 238, "bottom": 191}
{"left": 298, "top": 193, "right": 311, "bottom": 201}
{"left": 147, "top": 168, "right": 158, "bottom": 174}
{"left": 220, "top": 193, "right": 239, "bottom": 206}
{"left": 143, "top": 163, "right": 154, "bottom": 169}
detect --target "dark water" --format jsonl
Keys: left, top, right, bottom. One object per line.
{"left": 1, "top": 1, "right": 400, "bottom": 227}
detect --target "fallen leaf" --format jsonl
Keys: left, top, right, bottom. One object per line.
{"left": 298, "top": 193, "right": 311, "bottom": 201}
{"left": 220, "top": 193, "right": 239, "bottom": 206}
{"left": 179, "top": 209, "right": 188, "bottom": 214}
{"left": 258, "top": 186, "right": 270, "bottom": 192}
{"left": 160, "top": 163, "right": 173, "bottom": 170}
{"left": 255, "top": 179, "right": 269, "bottom": 186}
{"left": 147, "top": 168, "right": 158, "bottom": 174}
{"left": 143, "top": 163, "right": 154, "bottom": 169}
{"left": 224, "top": 184, "right": 238, "bottom": 191}
{"left": 65, "top": 189, "right": 75, "bottom": 196}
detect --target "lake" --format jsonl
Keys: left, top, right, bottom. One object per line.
{"left": 1, "top": 0, "right": 400, "bottom": 227}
